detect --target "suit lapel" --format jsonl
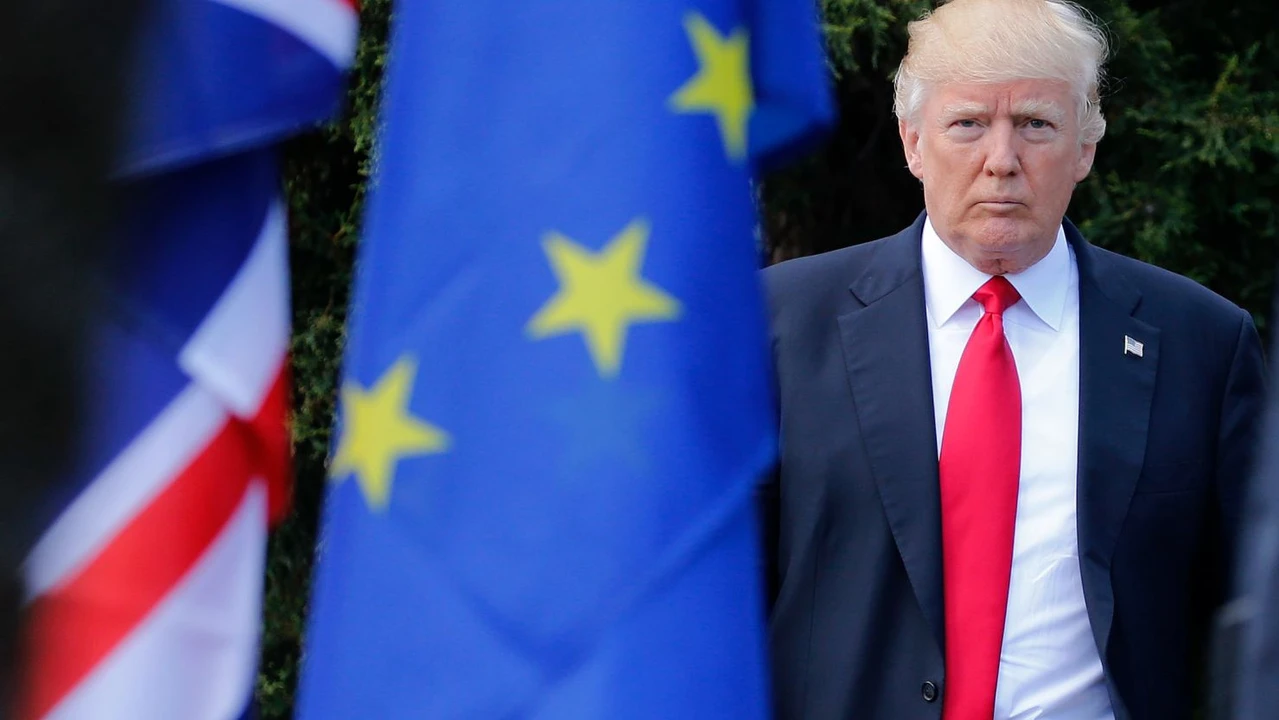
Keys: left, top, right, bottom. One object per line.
{"left": 838, "top": 215, "right": 947, "bottom": 651}
{"left": 1070, "top": 222, "right": 1160, "bottom": 661}
{"left": 834, "top": 217, "right": 1157, "bottom": 661}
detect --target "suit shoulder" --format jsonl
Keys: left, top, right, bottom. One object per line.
{"left": 1092, "top": 246, "right": 1252, "bottom": 330}
{"left": 762, "top": 236, "right": 893, "bottom": 311}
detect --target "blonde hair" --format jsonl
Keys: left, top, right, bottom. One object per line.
{"left": 893, "top": 0, "right": 1110, "bottom": 144}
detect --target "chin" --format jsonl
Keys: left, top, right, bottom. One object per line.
{"left": 964, "top": 219, "right": 1055, "bottom": 274}
{"left": 970, "top": 218, "right": 1033, "bottom": 253}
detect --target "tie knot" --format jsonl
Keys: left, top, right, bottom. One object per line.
{"left": 973, "top": 275, "right": 1020, "bottom": 315}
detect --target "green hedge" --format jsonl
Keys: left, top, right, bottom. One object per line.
{"left": 258, "top": 0, "right": 1277, "bottom": 714}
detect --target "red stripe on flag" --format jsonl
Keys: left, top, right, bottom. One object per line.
{"left": 18, "top": 369, "right": 287, "bottom": 719}
{"left": 20, "top": 425, "right": 252, "bottom": 719}
{"left": 255, "top": 366, "right": 292, "bottom": 526}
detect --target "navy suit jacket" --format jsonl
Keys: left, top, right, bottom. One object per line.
{"left": 761, "top": 215, "right": 1267, "bottom": 720}
{"left": 1227, "top": 281, "right": 1279, "bottom": 719}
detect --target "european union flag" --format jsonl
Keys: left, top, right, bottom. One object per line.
{"left": 297, "top": 1, "right": 831, "bottom": 717}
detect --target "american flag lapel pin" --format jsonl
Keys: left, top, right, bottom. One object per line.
{"left": 1124, "top": 335, "right": 1144, "bottom": 358}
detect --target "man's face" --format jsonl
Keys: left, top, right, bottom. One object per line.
{"left": 898, "top": 79, "right": 1096, "bottom": 275}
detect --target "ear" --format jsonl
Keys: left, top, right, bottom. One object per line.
{"left": 1074, "top": 141, "right": 1097, "bottom": 182}
{"left": 899, "top": 119, "right": 925, "bottom": 180}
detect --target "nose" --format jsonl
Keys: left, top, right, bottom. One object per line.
{"left": 983, "top": 122, "right": 1021, "bottom": 177}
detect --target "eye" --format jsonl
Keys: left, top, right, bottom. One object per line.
{"left": 1026, "top": 118, "right": 1051, "bottom": 129}
{"left": 946, "top": 118, "right": 984, "bottom": 140}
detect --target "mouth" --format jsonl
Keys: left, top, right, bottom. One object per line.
{"left": 976, "top": 200, "right": 1026, "bottom": 212}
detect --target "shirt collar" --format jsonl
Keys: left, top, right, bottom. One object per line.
{"left": 921, "top": 216, "right": 1070, "bottom": 331}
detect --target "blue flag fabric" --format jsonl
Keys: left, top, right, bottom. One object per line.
{"left": 120, "top": 0, "right": 355, "bottom": 177}
{"left": 298, "top": 2, "right": 831, "bottom": 718}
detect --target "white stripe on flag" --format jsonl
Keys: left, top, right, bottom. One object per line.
{"left": 23, "top": 386, "right": 228, "bottom": 600}
{"left": 180, "top": 199, "right": 290, "bottom": 419}
{"left": 45, "top": 483, "right": 267, "bottom": 720}
{"left": 208, "top": 0, "right": 358, "bottom": 69}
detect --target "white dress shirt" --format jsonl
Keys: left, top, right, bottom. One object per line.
{"left": 921, "top": 218, "right": 1114, "bottom": 719}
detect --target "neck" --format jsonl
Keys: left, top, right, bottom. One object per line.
{"left": 937, "top": 235, "right": 1056, "bottom": 276}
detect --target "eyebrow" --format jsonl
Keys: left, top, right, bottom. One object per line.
{"left": 938, "top": 102, "right": 990, "bottom": 120}
{"left": 937, "top": 99, "right": 1069, "bottom": 125}
{"left": 1013, "top": 99, "right": 1068, "bottom": 124}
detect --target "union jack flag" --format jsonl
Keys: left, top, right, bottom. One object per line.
{"left": 19, "top": 1, "right": 356, "bottom": 718}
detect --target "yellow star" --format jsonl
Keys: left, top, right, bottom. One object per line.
{"left": 330, "top": 355, "right": 450, "bottom": 511}
{"left": 669, "top": 11, "right": 754, "bottom": 162}
{"left": 527, "top": 217, "right": 681, "bottom": 378}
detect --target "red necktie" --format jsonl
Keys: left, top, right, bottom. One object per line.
{"left": 939, "top": 275, "right": 1022, "bottom": 719}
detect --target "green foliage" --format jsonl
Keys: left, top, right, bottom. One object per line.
{"left": 260, "top": 0, "right": 1276, "bottom": 715}
{"left": 1070, "top": 0, "right": 1278, "bottom": 332}
{"left": 255, "top": 0, "right": 389, "bottom": 716}
{"left": 820, "top": 0, "right": 933, "bottom": 76}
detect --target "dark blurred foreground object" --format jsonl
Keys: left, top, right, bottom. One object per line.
{"left": 0, "top": 0, "right": 144, "bottom": 715}
{"left": 1216, "top": 277, "right": 1279, "bottom": 720}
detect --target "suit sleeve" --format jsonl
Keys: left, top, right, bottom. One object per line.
{"left": 1219, "top": 292, "right": 1278, "bottom": 719}
{"left": 758, "top": 270, "right": 782, "bottom": 611}
{"left": 759, "top": 449, "right": 781, "bottom": 610}
{"left": 1214, "top": 310, "right": 1269, "bottom": 602}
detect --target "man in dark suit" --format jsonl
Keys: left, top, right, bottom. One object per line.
{"left": 1220, "top": 284, "right": 1279, "bottom": 719}
{"left": 761, "top": 0, "right": 1267, "bottom": 718}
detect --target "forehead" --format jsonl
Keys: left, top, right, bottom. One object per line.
{"left": 924, "top": 79, "right": 1075, "bottom": 115}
